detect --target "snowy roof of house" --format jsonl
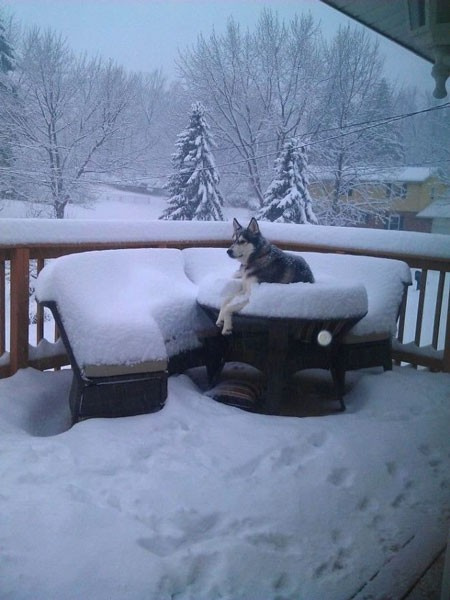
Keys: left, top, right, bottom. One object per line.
{"left": 310, "top": 166, "right": 438, "bottom": 183}
{"left": 417, "top": 197, "right": 450, "bottom": 219}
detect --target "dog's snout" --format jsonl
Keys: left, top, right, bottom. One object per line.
{"left": 227, "top": 248, "right": 234, "bottom": 257}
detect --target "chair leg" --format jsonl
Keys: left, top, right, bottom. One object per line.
{"left": 204, "top": 335, "right": 228, "bottom": 386}
{"left": 69, "top": 374, "right": 83, "bottom": 424}
{"left": 330, "top": 366, "right": 346, "bottom": 412}
{"left": 263, "top": 322, "right": 289, "bottom": 415}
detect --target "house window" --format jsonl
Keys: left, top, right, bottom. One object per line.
{"left": 386, "top": 183, "right": 407, "bottom": 199}
{"left": 385, "top": 214, "right": 404, "bottom": 230}
{"left": 398, "top": 183, "right": 408, "bottom": 199}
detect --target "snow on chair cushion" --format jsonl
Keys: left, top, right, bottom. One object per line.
{"left": 298, "top": 252, "right": 412, "bottom": 340}
{"left": 35, "top": 248, "right": 208, "bottom": 376}
{"left": 183, "top": 247, "right": 237, "bottom": 284}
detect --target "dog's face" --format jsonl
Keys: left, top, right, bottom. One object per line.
{"left": 227, "top": 218, "right": 261, "bottom": 264}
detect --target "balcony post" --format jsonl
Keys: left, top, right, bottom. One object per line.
{"left": 10, "top": 247, "right": 30, "bottom": 376}
{"left": 0, "top": 260, "right": 5, "bottom": 356}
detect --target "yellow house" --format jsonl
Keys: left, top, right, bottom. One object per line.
{"left": 310, "top": 166, "right": 448, "bottom": 232}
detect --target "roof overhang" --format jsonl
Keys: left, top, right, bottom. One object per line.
{"left": 320, "top": 0, "right": 449, "bottom": 98}
{"left": 417, "top": 198, "right": 450, "bottom": 219}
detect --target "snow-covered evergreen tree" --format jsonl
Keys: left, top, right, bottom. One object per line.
{"left": 0, "top": 16, "right": 14, "bottom": 76}
{"left": 161, "top": 102, "right": 224, "bottom": 221}
{"left": 258, "top": 139, "right": 318, "bottom": 224}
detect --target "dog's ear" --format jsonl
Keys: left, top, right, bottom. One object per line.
{"left": 233, "top": 218, "right": 243, "bottom": 233}
{"left": 247, "top": 217, "right": 260, "bottom": 234}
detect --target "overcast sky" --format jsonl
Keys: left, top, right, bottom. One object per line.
{"left": 3, "top": 0, "right": 433, "bottom": 92}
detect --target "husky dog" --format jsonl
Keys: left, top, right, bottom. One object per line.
{"left": 216, "top": 218, "right": 314, "bottom": 334}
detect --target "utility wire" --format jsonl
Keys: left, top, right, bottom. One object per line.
{"left": 195, "top": 102, "right": 450, "bottom": 176}
{"left": 141, "top": 101, "right": 450, "bottom": 176}
{"left": 2, "top": 158, "right": 449, "bottom": 189}
{"left": 213, "top": 102, "right": 450, "bottom": 154}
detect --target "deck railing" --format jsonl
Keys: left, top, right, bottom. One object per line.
{"left": 1, "top": 219, "right": 449, "bottom": 377}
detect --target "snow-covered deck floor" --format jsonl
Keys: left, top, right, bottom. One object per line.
{"left": 1, "top": 365, "right": 449, "bottom": 600}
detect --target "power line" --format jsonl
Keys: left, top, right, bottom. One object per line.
{"left": 213, "top": 102, "right": 450, "bottom": 154}
{"left": 2, "top": 158, "right": 449, "bottom": 190}
{"left": 199, "top": 103, "right": 450, "bottom": 176}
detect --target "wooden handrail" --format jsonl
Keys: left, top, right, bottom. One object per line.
{"left": 1, "top": 226, "right": 449, "bottom": 377}
{"left": 1, "top": 240, "right": 449, "bottom": 270}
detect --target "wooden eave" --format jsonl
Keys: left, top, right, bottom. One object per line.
{"left": 320, "top": 0, "right": 434, "bottom": 63}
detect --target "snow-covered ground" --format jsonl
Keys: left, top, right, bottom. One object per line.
{"left": 0, "top": 364, "right": 449, "bottom": 599}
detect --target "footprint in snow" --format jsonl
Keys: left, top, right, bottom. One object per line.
{"left": 307, "top": 430, "right": 328, "bottom": 449}
{"left": 327, "top": 467, "right": 352, "bottom": 487}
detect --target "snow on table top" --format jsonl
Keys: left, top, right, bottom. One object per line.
{"left": 2, "top": 218, "right": 450, "bottom": 260}
{"left": 35, "top": 248, "right": 208, "bottom": 367}
{"left": 198, "top": 275, "right": 368, "bottom": 320}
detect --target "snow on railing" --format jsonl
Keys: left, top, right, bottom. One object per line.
{"left": 1, "top": 218, "right": 449, "bottom": 377}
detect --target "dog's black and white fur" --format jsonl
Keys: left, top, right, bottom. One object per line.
{"left": 216, "top": 218, "right": 314, "bottom": 334}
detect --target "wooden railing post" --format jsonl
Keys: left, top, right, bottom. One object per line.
{"left": 36, "top": 258, "right": 45, "bottom": 344}
{"left": 0, "top": 260, "right": 5, "bottom": 357}
{"left": 10, "top": 247, "right": 30, "bottom": 376}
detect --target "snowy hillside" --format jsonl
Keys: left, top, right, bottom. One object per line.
{"left": 0, "top": 184, "right": 252, "bottom": 222}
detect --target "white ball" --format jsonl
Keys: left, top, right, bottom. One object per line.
{"left": 317, "top": 330, "right": 332, "bottom": 347}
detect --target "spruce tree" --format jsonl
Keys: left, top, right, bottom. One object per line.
{"left": 0, "top": 17, "right": 14, "bottom": 75}
{"left": 258, "top": 139, "right": 318, "bottom": 224}
{"left": 161, "top": 102, "right": 224, "bottom": 221}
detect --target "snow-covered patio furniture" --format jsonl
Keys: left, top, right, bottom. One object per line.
{"left": 35, "top": 248, "right": 210, "bottom": 423}
{"left": 35, "top": 245, "right": 412, "bottom": 422}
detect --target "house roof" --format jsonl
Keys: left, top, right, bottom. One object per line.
{"left": 309, "top": 166, "right": 438, "bottom": 183}
{"left": 417, "top": 197, "right": 450, "bottom": 219}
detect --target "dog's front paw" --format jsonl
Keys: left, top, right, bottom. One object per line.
{"left": 221, "top": 316, "right": 233, "bottom": 335}
{"left": 215, "top": 317, "right": 224, "bottom": 328}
